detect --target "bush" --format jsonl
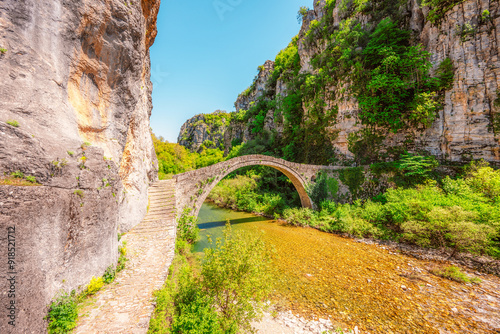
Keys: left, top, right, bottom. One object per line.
{"left": 46, "top": 292, "right": 78, "bottom": 334}
{"left": 85, "top": 277, "right": 104, "bottom": 296}
{"left": 103, "top": 266, "right": 116, "bottom": 284}
{"left": 177, "top": 208, "right": 200, "bottom": 244}
{"left": 202, "top": 223, "right": 273, "bottom": 333}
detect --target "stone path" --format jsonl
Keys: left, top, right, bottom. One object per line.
{"left": 75, "top": 180, "right": 177, "bottom": 334}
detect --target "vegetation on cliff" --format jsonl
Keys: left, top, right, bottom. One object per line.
{"left": 153, "top": 134, "right": 224, "bottom": 179}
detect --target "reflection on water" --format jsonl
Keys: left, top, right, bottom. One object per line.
{"left": 196, "top": 202, "right": 500, "bottom": 333}
{"left": 194, "top": 203, "right": 268, "bottom": 253}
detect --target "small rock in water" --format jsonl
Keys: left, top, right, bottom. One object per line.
{"left": 401, "top": 285, "right": 407, "bottom": 290}
{"left": 451, "top": 307, "right": 458, "bottom": 313}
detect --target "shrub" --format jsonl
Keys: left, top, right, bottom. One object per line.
{"left": 0, "top": 48, "right": 7, "bottom": 54}
{"left": 177, "top": 208, "right": 200, "bottom": 244}
{"left": 25, "top": 176, "right": 37, "bottom": 183}
{"left": 85, "top": 277, "right": 104, "bottom": 296}
{"left": 396, "top": 153, "right": 439, "bottom": 185}
{"left": 103, "top": 266, "right": 116, "bottom": 284}
{"left": 401, "top": 206, "right": 495, "bottom": 255}
{"left": 432, "top": 265, "right": 481, "bottom": 284}
{"left": 297, "top": 6, "right": 310, "bottom": 23}
{"left": 67, "top": 151, "right": 74, "bottom": 156}
{"left": 46, "top": 292, "right": 78, "bottom": 334}
{"left": 11, "top": 171, "right": 25, "bottom": 179}
{"left": 201, "top": 223, "right": 273, "bottom": 333}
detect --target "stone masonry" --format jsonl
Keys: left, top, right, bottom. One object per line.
{"left": 173, "top": 155, "right": 345, "bottom": 218}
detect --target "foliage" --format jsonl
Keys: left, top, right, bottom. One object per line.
{"left": 103, "top": 266, "right": 117, "bottom": 284}
{"left": 46, "top": 292, "right": 79, "bottom": 334}
{"left": 201, "top": 223, "right": 273, "bottom": 333}
{"left": 153, "top": 134, "right": 225, "bottom": 179}
{"left": 356, "top": 18, "right": 441, "bottom": 132}
{"left": 396, "top": 153, "right": 439, "bottom": 185}
{"left": 282, "top": 163, "right": 500, "bottom": 258}
{"left": 207, "top": 171, "right": 299, "bottom": 216}
{"left": 455, "top": 22, "right": 476, "bottom": 43}
{"left": 421, "top": 0, "right": 466, "bottom": 24}
{"left": 177, "top": 208, "right": 200, "bottom": 244}
{"left": 0, "top": 171, "right": 39, "bottom": 186}
{"left": 435, "top": 58, "right": 455, "bottom": 91}
{"left": 6, "top": 120, "right": 19, "bottom": 127}
{"left": 339, "top": 167, "right": 365, "bottom": 196}
{"left": 297, "top": 6, "right": 310, "bottom": 23}
{"left": 432, "top": 265, "right": 481, "bottom": 284}
{"left": 149, "top": 224, "right": 273, "bottom": 333}
{"left": 481, "top": 10, "right": 491, "bottom": 22}
{"left": 307, "top": 172, "right": 339, "bottom": 205}
{"left": 117, "top": 242, "right": 128, "bottom": 272}
{"left": 85, "top": 277, "right": 104, "bottom": 296}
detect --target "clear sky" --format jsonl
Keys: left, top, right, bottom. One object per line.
{"left": 150, "top": 0, "right": 312, "bottom": 142}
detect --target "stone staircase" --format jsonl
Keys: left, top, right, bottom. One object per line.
{"left": 131, "top": 180, "right": 177, "bottom": 234}
{"left": 75, "top": 179, "right": 177, "bottom": 334}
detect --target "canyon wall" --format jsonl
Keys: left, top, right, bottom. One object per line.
{"left": 179, "top": 0, "right": 500, "bottom": 165}
{"left": 0, "top": 0, "right": 160, "bottom": 332}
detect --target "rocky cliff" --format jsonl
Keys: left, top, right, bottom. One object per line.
{"left": 0, "top": 0, "right": 160, "bottom": 332}
{"left": 177, "top": 110, "right": 232, "bottom": 152}
{"left": 179, "top": 0, "right": 500, "bottom": 165}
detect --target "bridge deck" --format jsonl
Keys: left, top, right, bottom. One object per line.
{"left": 74, "top": 180, "right": 177, "bottom": 333}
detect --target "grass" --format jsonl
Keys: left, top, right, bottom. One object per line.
{"left": 6, "top": 120, "right": 19, "bottom": 127}
{"left": 432, "top": 265, "right": 482, "bottom": 284}
{"left": 0, "top": 171, "right": 40, "bottom": 186}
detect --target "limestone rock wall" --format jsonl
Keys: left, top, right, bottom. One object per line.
{"left": 180, "top": 0, "right": 500, "bottom": 164}
{"left": 0, "top": 0, "right": 160, "bottom": 332}
{"left": 177, "top": 111, "right": 232, "bottom": 152}
{"left": 318, "top": 0, "right": 500, "bottom": 163}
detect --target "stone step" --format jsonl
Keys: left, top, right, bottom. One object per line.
{"left": 149, "top": 197, "right": 175, "bottom": 202}
{"left": 149, "top": 189, "right": 175, "bottom": 193}
{"left": 144, "top": 216, "right": 176, "bottom": 221}
{"left": 149, "top": 192, "right": 175, "bottom": 196}
{"left": 148, "top": 207, "right": 174, "bottom": 212}
{"left": 149, "top": 200, "right": 175, "bottom": 205}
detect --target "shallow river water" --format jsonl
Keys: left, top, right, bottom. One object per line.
{"left": 195, "top": 202, "right": 500, "bottom": 333}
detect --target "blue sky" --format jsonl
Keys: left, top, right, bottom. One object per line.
{"left": 150, "top": 0, "right": 312, "bottom": 142}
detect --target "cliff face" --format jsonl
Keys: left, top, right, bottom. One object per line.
{"left": 0, "top": 0, "right": 160, "bottom": 331}
{"left": 178, "top": 111, "right": 232, "bottom": 152}
{"left": 179, "top": 0, "right": 500, "bottom": 164}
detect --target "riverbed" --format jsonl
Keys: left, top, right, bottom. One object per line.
{"left": 196, "top": 202, "right": 500, "bottom": 333}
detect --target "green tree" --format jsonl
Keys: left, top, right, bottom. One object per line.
{"left": 201, "top": 223, "right": 273, "bottom": 333}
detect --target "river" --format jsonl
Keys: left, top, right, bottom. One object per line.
{"left": 195, "top": 202, "right": 500, "bottom": 333}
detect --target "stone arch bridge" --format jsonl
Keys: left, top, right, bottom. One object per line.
{"left": 172, "top": 154, "right": 344, "bottom": 217}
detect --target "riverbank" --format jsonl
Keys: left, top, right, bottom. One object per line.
{"left": 206, "top": 163, "right": 500, "bottom": 276}
{"left": 195, "top": 203, "right": 500, "bottom": 333}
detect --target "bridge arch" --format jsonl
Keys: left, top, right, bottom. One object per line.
{"left": 173, "top": 155, "right": 329, "bottom": 217}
